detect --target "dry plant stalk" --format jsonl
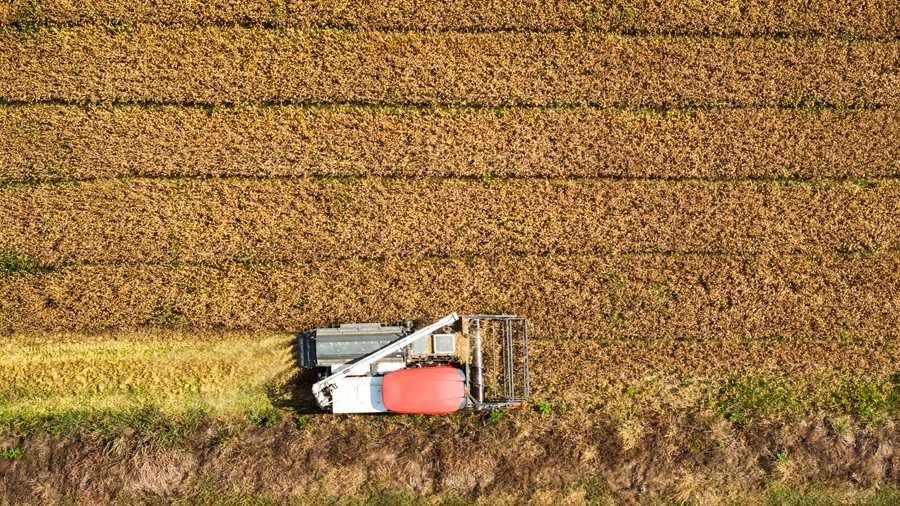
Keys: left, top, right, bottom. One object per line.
{"left": 0, "top": 255, "right": 898, "bottom": 340}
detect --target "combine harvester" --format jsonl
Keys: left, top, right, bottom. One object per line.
{"left": 298, "top": 314, "right": 529, "bottom": 414}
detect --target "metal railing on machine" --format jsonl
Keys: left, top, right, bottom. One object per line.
{"left": 464, "top": 314, "right": 529, "bottom": 410}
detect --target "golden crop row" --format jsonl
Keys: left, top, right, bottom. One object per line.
{"left": 2, "top": 27, "right": 899, "bottom": 106}
{"left": 1, "top": 0, "right": 897, "bottom": 38}
{"left": 0, "top": 331, "right": 294, "bottom": 421}
{"left": 3, "top": 105, "right": 900, "bottom": 181}
{"left": 2, "top": 178, "right": 898, "bottom": 265}
{"left": 1, "top": 255, "right": 897, "bottom": 340}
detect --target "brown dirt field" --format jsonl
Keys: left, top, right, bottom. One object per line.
{"left": 4, "top": 105, "right": 900, "bottom": 181}
{"left": 3, "top": 27, "right": 900, "bottom": 107}
{"left": 2, "top": 178, "right": 900, "bottom": 265}
{"left": 1, "top": 255, "right": 898, "bottom": 340}
{"left": 3, "top": 409, "right": 900, "bottom": 505}
{"left": 2, "top": 0, "right": 898, "bottom": 39}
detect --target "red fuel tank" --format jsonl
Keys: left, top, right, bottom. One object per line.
{"left": 382, "top": 367, "right": 466, "bottom": 414}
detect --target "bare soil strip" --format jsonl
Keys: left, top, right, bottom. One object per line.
{"left": 3, "top": 412, "right": 898, "bottom": 505}
{"left": 3, "top": 27, "right": 899, "bottom": 107}
{"left": 1, "top": 255, "right": 897, "bottom": 340}
{"left": 2, "top": 178, "right": 899, "bottom": 264}
{"left": 4, "top": 105, "right": 900, "bottom": 181}
{"left": 2, "top": 0, "right": 898, "bottom": 39}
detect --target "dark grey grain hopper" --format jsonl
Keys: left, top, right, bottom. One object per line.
{"left": 297, "top": 322, "right": 413, "bottom": 378}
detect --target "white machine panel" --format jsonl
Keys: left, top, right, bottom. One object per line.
{"left": 433, "top": 334, "right": 455, "bottom": 354}
{"left": 376, "top": 362, "right": 406, "bottom": 374}
{"left": 331, "top": 376, "right": 389, "bottom": 414}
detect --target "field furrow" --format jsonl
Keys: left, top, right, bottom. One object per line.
{"left": 4, "top": 105, "right": 900, "bottom": 181}
{"left": 1, "top": 255, "right": 897, "bottom": 339}
{"left": 3, "top": 27, "right": 899, "bottom": 107}
{"left": 1, "top": 0, "right": 898, "bottom": 39}
{"left": 2, "top": 179, "right": 899, "bottom": 264}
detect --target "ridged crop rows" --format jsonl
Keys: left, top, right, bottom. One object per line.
{"left": 3, "top": 0, "right": 900, "bottom": 501}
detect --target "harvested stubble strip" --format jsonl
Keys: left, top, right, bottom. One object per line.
{"left": 1, "top": 0, "right": 898, "bottom": 39}
{"left": 5, "top": 105, "right": 900, "bottom": 181}
{"left": 0, "top": 331, "right": 295, "bottom": 420}
{"left": 3, "top": 27, "right": 900, "bottom": 107}
{"left": 2, "top": 178, "right": 899, "bottom": 265}
{"left": 0, "top": 255, "right": 897, "bottom": 340}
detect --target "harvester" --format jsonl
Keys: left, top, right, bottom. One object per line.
{"left": 297, "top": 313, "right": 529, "bottom": 414}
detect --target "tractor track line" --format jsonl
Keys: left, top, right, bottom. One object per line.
{"left": 3, "top": 98, "right": 895, "bottom": 112}
{"left": 4, "top": 250, "right": 900, "bottom": 271}
{"left": 3, "top": 175, "right": 900, "bottom": 187}
{"left": 4, "top": 23, "right": 900, "bottom": 42}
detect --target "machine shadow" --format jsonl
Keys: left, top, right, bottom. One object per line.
{"left": 267, "top": 338, "right": 328, "bottom": 415}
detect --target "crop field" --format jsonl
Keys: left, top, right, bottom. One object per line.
{"left": 2, "top": 0, "right": 900, "bottom": 36}
{"left": 4, "top": 28, "right": 900, "bottom": 107}
{"left": 5, "top": 106, "right": 900, "bottom": 181}
{"left": 2, "top": 1, "right": 900, "bottom": 505}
